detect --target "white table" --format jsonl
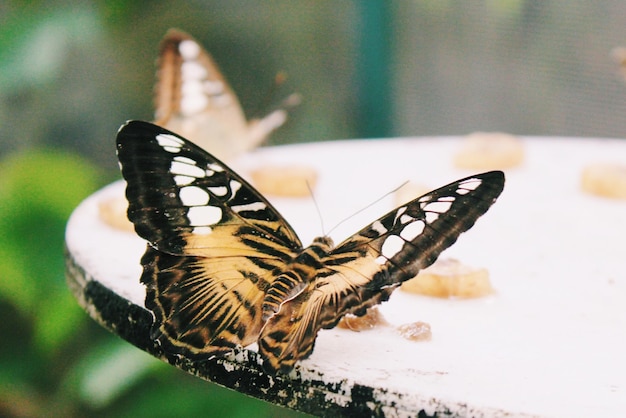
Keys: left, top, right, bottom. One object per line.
{"left": 66, "top": 136, "right": 626, "bottom": 417}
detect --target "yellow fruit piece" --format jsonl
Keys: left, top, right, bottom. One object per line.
{"left": 98, "top": 196, "right": 135, "bottom": 232}
{"left": 581, "top": 163, "right": 626, "bottom": 200}
{"left": 401, "top": 258, "right": 493, "bottom": 298}
{"left": 454, "top": 132, "right": 524, "bottom": 170}
{"left": 397, "top": 321, "right": 432, "bottom": 342}
{"left": 249, "top": 165, "right": 318, "bottom": 197}
{"left": 394, "top": 181, "right": 430, "bottom": 207}
{"left": 337, "top": 306, "right": 388, "bottom": 331}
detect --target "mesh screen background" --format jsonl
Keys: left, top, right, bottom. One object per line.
{"left": 392, "top": 2, "right": 626, "bottom": 138}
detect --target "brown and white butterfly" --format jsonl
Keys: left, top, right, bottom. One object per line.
{"left": 116, "top": 120, "right": 505, "bottom": 373}
{"left": 154, "top": 29, "right": 289, "bottom": 160}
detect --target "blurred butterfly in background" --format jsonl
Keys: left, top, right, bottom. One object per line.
{"left": 116, "top": 120, "right": 505, "bottom": 373}
{"left": 99, "top": 30, "right": 293, "bottom": 233}
{"left": 154, "top": 29, "right": 292, "bottom": 160}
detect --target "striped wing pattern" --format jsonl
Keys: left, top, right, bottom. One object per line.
{"left": 258, "top": 172, "right": 505, "bottom": 372}
{"left": 154, "top": 29, "right": 287, "bottom": 160}
{"left": 117, "top": 121, "right": 302, "bottom": 357}
{"left": 117, "top": 120, "right": 505, "bottom": 373}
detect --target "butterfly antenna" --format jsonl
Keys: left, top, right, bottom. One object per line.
{"left": 325, "top": 180, "right": 409, "bottom": 237}
{"left": 307, "top": 180, "right": 327, "bottom": 236}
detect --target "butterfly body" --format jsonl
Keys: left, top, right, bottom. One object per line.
{"left": 117, "top": 120, "right": 505, "bottom": 373}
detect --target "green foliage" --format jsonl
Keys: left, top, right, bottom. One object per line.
{"left": 0, "top": 147, "right": 306, "bottom": 417}
{"left": 0, "top": 149, "right": 101, "bottom": 350}
{"left": 0, "top": 6, "right": 102, "bottom": 92}
{"left": 0, "top": 5, "right": 307, "bottom": 416}
{"left": 0, "top": 148, "right": 105, "bottom": 416}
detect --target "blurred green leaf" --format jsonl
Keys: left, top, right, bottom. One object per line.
{"left": 0, "top": 6, "right": 103, "bottom": 92}
{"left": 0, "top": 149, "right": 101, "bottom": 219}
{"left": 32, "top": 289, "right": 87, "bottom": 356}
{"left": 69, "top": 341, "right": 164, "bottom": 409}
{"left": 0, "top": 246, "right": 34, "bottom": 312}
{"left": 0, "top": 148, "right": 101, "bottom": 338}
{"left": 116, "top": 369, "right": 305, "bottom": 418}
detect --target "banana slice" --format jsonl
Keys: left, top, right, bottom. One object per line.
{"left": 581, "top": 163, "right": 626, "bottom": 200}
{"left": 394, "top": 181, "right": 430, "bottom": 207}
{"left": 98, "top": 196, "right": 134, "bottom": 232}
{"left": 337, "top": 306, "right": 388, "bottom": 331}
{"left": 454, "top": 131, "right": 524, "bottom": 170}
{"left": 401, "top": 258, "right": 494, "bottom": 298}
{"left": 249, "top": 165, "right": 318, "bottom": 197}
{"left": 397, "top": 321, "right": 432, "bottom": 342}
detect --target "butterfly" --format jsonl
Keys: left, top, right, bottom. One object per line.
{"left": 116, "top": 120, "right": 505, "bottom": 373}
{"left": 154, "top": 29, "right": 289, "bottom": 160}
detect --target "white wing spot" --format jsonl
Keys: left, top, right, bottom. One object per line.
{"left": 232, "top": 201, "right": 267, "bottom": 213}
{"left": 457, "top": 178, "right": 482, "bottom": 195}
{"left": 393, "top": 206, "right": 407, "bottom": 224}
{"left": 371, "top": 220, "right": 387, "bottom": 235}
{"left": 179, "top": 39, "right": 201, "bottom": 60}
{"left": 423, "top": 200, "right": 453, "bottom": 214}
{"left": 173, "top": 156, "right": 197, "bottom": 165}
{"left": 156, "top": 134, "right": 183, "bottom": 153}
{"left": 181, "top": 79, "right": 204, "bottom": 95}
{"left": 375, "top": 255, "right": 387, "bottom": 265}
{"left": 174, "top": 175, "right": 195, "bottom": 186}
{"left": 187, "top": 206, "right": 222, "bottom": 226}
{"left": 425, "top": 211, "right": 439, "bottom": 223}
{"left": 181, "top": 61, "right": 208, "bottom": 81}
{"left": 399, "top": 214, "right": 414, "bottom": 224}
{"left": 170, "top": 161, "right": 205, "bottom": 178}
{"left": 208, "top": 163, "right": 224, "bottom": 172}
{"left": 229, "top": 180, "right": 242, "bottom": 196}
{"left": 179, "top": 186, "right": 210, "bottom": 206}
{"left": 193, "top": 226, "right": 212, "bottom": 235}
{"left": 208, "top": 186, "right": 228, "bottom": 196}
{"left": 180, "top": 92, "right": 209, "bottom": 116}
{"left": 400, "top": 220, "right": 425, "bottom": 241}
{"left": 381, "top": 235, "right": 405, "bottom": 259}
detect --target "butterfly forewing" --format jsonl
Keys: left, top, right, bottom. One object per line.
{"left": 258, "top": 171, "right": 504, "bottom": 373}
{"left": 154, "top": 29, "right": 287, "bottom": 160}
{"left": 117, "top": 120, "right": 302, "bottom": 255}
{"left": 117, "top": 120, "right": 303, "bottom": 357}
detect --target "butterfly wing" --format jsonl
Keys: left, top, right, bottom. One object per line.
{"left": 117, "top": 120, "right": 303, "bottom": 358}
{"left": 259, "top": 171, "right": 505, "bottom": 372}
{"left": 154, "top": 29, "right": 287, "bottom": 160}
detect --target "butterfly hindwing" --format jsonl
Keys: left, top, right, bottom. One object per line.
{"left": 258, "top": 171, "right": 504, "bottom": 372}
{"left": 140, "top": 248, "right": 284, "bottom": 357}
{"left": 117, "top": 120, "right": 303, "bottom": 357}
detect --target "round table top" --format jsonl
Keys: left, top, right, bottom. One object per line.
{"left": 66, "top": 135, "right": 626, "bottom": 417}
